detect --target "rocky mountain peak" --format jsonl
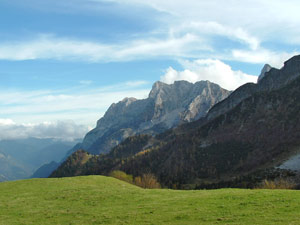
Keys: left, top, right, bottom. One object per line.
{"left": 148, "top": 81, "right": 167, "bottom": 99}
{"left": 284, "top": 55, "right": 300, "bottom": 67}
{"left": 149, "top": 80, "right": 195, "bottom": 100}
{"left": 78, "top": 80, "right": 230, "bottom": 154}
{"left": 207, "top": 55, "right": 300, "bottom": 121}
{"left": 121, "top": 97, "right": 137, "bottom": 106}
{"left": 257, "top": 64, "right": 272, "bottom": 83}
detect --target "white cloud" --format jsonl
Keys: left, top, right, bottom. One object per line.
{"left": 0, "top": 80, "right": 151, "bottom": 140}
{"left": 0, "top": 120, "right": 90, "bottom": 141}
{"left": 0, "top": 35, "right": 112, "bottom": 61}
{"left": 161, "top": 59, "right": 257, "bottom": 90}
{"left": 97, "top": 0, "right": 300, "bottom": 59}
{"left": 1, "top": 0, "right": 299, "bottom": 65}
{"left": 0, "top": 81, "right": 150, "bottom": 127}
{"left": 0, "top": 119, "right": 15, "bottom": 126}
{"left": 0, "top": 25, "right": 296, "bottom": 67}
{"left": 103, "top": 0, "right": 300, "bottom": 33}
{"left": 231, "top": 49, "right": 299, "bottom": 68}
{"left": 0, "top": 34, "right": 209, "bottom": 62}
{"left": 171, "top": 21, "right": 260, "bottom": 50}
{"left": 2, "top": 0, "right": 300, "bottom": 65}
{"left": 0, "top": 20, "right": 262, "bottom": 64}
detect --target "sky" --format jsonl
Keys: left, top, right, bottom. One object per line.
{"left": 0, "top": 0, "right": 300, "bottom": 140}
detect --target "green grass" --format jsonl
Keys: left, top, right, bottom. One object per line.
{"left": 0, "top": 176, "right": 299, "bottom": 224}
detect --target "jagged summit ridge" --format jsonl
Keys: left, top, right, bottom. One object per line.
{"left": 207, "top": 55, "right": 300, "bottom": 120}
{"left": 257, "top": 64, "right": 272, "bottom": 83}
{"left": 80, "top": 80, "right": 230, "bottom": 154}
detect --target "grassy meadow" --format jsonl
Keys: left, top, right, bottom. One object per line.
{"left": 0, "top": 175, "right": 299, "bottom": 224}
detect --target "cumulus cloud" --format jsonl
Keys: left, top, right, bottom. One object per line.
{"left": 161, "top": 59, "right": 257, "bottom": 90}
{"left": 0, "top": 80, "right": 151, "bottom": 140}
{"left": 0, "top": 119, "right": 15, "bottom": 126}
{"left": 0, "top": 120, "right": 90, "bottom": 141}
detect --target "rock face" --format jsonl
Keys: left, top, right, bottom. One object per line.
{"left": 257, "top": 64, "right": 272, "bottom": 82}
{"left": 80, "top": 80, "right": 230, "bottom": 154}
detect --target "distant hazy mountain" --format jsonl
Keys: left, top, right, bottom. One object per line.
{"left": 52, "top": 55, "right": 300, "bottom": 189}
{"left": 0, "top": 151, "right": 30, "bottom": 182}
{"left": 77, "top": 80, "right": 230, "bottom": 155}
{"left": 31, "top": 161, "right": 60, "bottom": 178}
{"left": 0, "top": 138, "right": 79, "bottom": 181}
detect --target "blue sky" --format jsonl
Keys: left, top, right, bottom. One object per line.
{"left": 0, "top": 0, "right": 300, "bottom": 140}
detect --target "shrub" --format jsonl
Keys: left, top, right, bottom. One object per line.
{"left": 109, "top": 171, "right": 161, "bottom": 189}
{"left": 109, "top": 170, "right": 133, "bottom": 184}
{"left": 134, "top": 173, "right": 161, "bottom": 189}
{"left": 258, "top": 178, "right": 296, "bottom": 190}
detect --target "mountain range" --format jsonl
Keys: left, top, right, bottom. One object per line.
{"left": 76, "top": 80, "right": 230, "bottom": 155}
{"left": 35, "top": 80, "right": 229, "bottom": 178}
{"left": 51, "top": 55, "right": 300, "bottom": 189}
{"left": 0, "top": 138, "right": 79, "bottom": 181}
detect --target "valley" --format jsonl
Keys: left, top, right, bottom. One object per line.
{"left": 1, "top": 1, "right": 300, "bottom": 224}
{"left": 0, "top": 138, "right": 79, "bottom": 181}
{"left": 50, "top": 55, "right": 300, "bottom": 189}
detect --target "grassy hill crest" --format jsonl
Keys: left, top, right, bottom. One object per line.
{"left": 1, "top": 176, "right": 300, "bottom": 224}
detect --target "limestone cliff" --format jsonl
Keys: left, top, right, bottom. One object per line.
{"left": 80, "top": 80, "right": 230, "bottom": 154}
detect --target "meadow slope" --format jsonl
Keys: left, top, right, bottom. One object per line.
{"left": 0, "top": 176, "right": 299, "bottom": 225}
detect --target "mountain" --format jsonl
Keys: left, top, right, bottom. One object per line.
{"left": 75, "top": 80, "right": 229, "bottom": 155}
{"left": 0, "top": 151, "right": 31, "bottom": 181}
{"left": 0, "top": 138, "right": 78, "bottom": 181}
{"left": 31, "top": 161, "right": 60, "bottom": 178}
{"left": 257, "top": 64, "right": 272, "bottom": 82}
{"left": 207, "top": 56, "right": 300, "bottom": 120}
{"left": 51, "top": 55, "right": 300, "bottom": 189}
{"left": 32, "top": 142, "right": 83, "bottom": 178}
{"left": 46, "top": 80, "right": 229, "bottom": 178}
